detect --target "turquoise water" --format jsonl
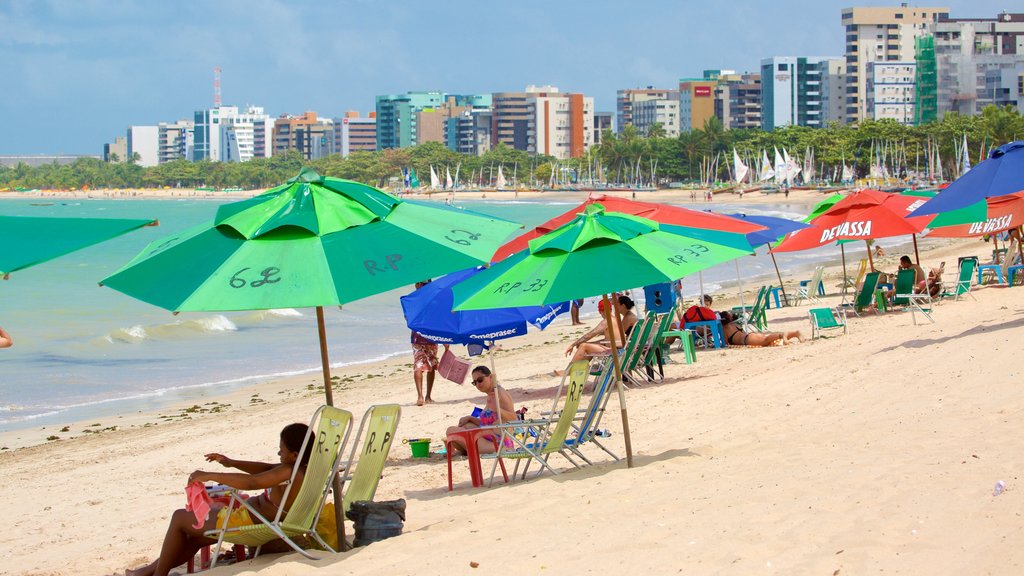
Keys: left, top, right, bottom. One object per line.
{"left": 0, "top": 195, "right": 836, "bottom": 431}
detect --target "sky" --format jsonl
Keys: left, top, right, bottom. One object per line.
{"left": 0, "top": 0, "right": 1014, "bottom": 155}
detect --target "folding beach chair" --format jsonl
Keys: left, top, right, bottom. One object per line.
{"left": 843, "top": 258, "right": 868, "bottom": 294}
{"left": 808, "top": 307, "right": 847, "bottom": 339}
{"left": 560, "top": 362, "right": 621, "bottom": 464}
{"left": 890, "top": 268, "right": 916, "bottom": 308}
{"left": 941, "top": 257, "right": 978, "bottom": 302}
{"left": 796, "top": 266, "right": 825, "bottom": 305}
{"left": 849, "top": 271, "right": 880, "bottom": 316}
{"left": 745, "top": 286, "right": 770, "bottom": 332}
{"left": 338, "top": 404, "right": 401, "bottom": 513}
{"left": 641, "top": 312, "right": 674, "bottom": 381}
{"left": 206, "top": 405, "right": 354, "bottom": 566}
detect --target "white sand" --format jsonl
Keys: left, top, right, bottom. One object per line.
{"left": 3, "top": 235, "right": 1023, "bottom": 575}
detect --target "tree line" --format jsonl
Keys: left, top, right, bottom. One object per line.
{"left": 2, "top": 105, "right": 1022, "bottom": 191}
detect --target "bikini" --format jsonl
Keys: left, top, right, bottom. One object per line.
{"left": 478, "top": 408, "right": 515, "bottom": 449}
{"left": 727, "top": 327, "right": 749, "bottom": 346}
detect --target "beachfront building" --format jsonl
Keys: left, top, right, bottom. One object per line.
{"left": 678, "top": 79, "right": 717, "bottom": 132}
{"left": 335, "top": 112, "right": 377, "bottom": 157}
{"left": 192, "top": 105, "right": 272, "bottom": 162}
{"left": 415, "top": 95, "right": 492, "bottom": 146}
{"left": 866, "top": 62, "right": 917, "bottom": 124}
{"left": 446, "top": 109, "right": 492, "bottom": 155}
{"left": 632, "top": 98, "right": 680, "bottom": 137}
{"left": 375, "top": 92, "right": 444, "bottom": 150}
{"left": 712, "top": 72, "right": 762, "bottom": 130}
{"left": 761, "top": 56, "right": 845, "bottom": 130}
{"left": 157, "top": 120, "right": 194, "bottom": 164}
{"left": 594, "top": 111, "right": 613, "bottom": 144}
{"left": 527, "top": 91, "right": 594, "bottom": 159}
{"left": 272, "top": 112, "right": 335, "bottom": 160}
{"left": 933, "top": 12, "right": 1024, "bottom": 116}
{"left": 491, "top": 86, "right": 551, "bottom": 152}
{"left": 616, "top": 88, "right": 676, "bottom": 132}
{"left": 126, "top": 125, "right": 158, "bottom": 167}
{"left": 103, "top": 136, "right": 127, "bottom": 162}
{"left": 842, "top": 5, "right": 949, "bottom": 123}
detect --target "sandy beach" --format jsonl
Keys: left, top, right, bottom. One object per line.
{"left": 2, "top": 227, "right": 1022, "bottom": 575}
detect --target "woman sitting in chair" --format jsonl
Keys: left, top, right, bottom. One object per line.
{"left": 564, "top": 295, "right": 638, "bottom": 362}
{"left": 126, "top": 423, "right": 312, "bottom": 576}
{"left": 720, "top": 311, "right": 803, "bottom": 347}
{"left": 446, "top": 366, "right": 517, "bottom": 456}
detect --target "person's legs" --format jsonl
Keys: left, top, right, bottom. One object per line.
{"left": 744, "top": 333, "right": 783, "bottom": 347}
{"left": 783, "top": 331, "right": 804, "bottom": 343}
{"left": 414, "top": 370, "right": 426, "bottom": 406}
{"left": 572, "top": 343, "right": 609, "bottom": 362}
{"left": 425, "top": 370, "right": 436, "bottom": 403}
{"left": 570, "top": 301, "right": 581, "bottom": 325}
{"left": 130, "top": 507, "right": 219, "bottom": 576}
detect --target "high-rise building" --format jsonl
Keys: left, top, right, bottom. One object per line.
{"left": 933, "top": 12, "right": 1024, "bottom": 117}
{"left": 272, "top": 112, "right": 335, "bottom": 160}
{"left": 414, "top": 95, "right": 492, "bottom": 146}
{"left": 335, "top": 112, "right": 377, "bottom": 157}
{"left": 616, "top": 88, "right": 676, "bottom": 132}
{"left": 375, "top": 92, "right": 445, "bottom": 150}
{"left": 842, "top": 5, "right": 949, "bottom": 123}
{"left": 678, "top": 79, "right": 717, "bottom": 131}
{"left": 593, "top": 111, "right": 613, "bottom": 145}
{"left": 761, "top": 56, "right": 845, "bottom": 130}
{"left": 126, "top": 125, "right": 159, "bottom": 167}
{"left": 158, "top": 120, "right": 194, "bottom": 164}
{"left": 492, "top": 86, "right": 553, "bottom": 151}
{"left": 103, "top": 136, "right": 127, "bottom": 162}
{"left": 528, "top": 91, "right": 593, "bottom": 159}
{"left": 446, "top": 109, "right": 492, "bottom": 156}
{"left": 713, "top": 72, "right": 762, "bottom": 130}
{"left": 192, "top": 105, "right": 272, "bottom": 162}
{"left": 632, "top": 99, "right": 680, "bottom": 137}
{"left": 867, "top": 62, "right": 917, "bottom": 124}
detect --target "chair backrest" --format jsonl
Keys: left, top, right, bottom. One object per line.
{"left": 539, "top": 359, "right": 589, "bottom": 455}
{"left": 957, "top": 257, "right": 977, "bottom": 294}
{"left": 856, "top": 272, "right": 881, "bottom": 307}
{"left": 618, "top": 314, "right": 653, "bottom": 373}
{"left": 281, "top": 405, "right": 354, "bottom": 529}
{"left": 810, "top": 266, "right": 825, "bottom": 292}
{"left": 892, "top": 268, "right": 916, "bottom": 305}
{"left": 643, "top": 312, "right": 674, "bottom": 366}
{"left": 340, "top": 404, "right": 402, "bottom": 512}
{"left": 748, "top": 286, "right": 769, "bottom": 329}
{"left": 810, "top": 307, "right": 841, "bottom": 329}
{"left": 853, "top": 259, "right": 868, "bottom": 287}
{"left": 577, "top": 363, "right": 617, "bottom": 441}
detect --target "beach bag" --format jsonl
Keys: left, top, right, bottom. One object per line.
{"left": 437, "top": 348, "right": 470, "bottom": 384}
{"left": 346, "top": 499, "right": 406, "bottom": 547}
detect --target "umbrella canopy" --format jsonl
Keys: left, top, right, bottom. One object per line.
{"left": 910, "top": 140, "right": 1024, "bottom": 217}
{"left": 1, "top": 215, "right": 157, "bottom": 278}
{"left": 453, "top": 204, "right": 755, "bottom": 311}
{"left": 726, "top": 213, "right": 810, "bottom": 246}
{"left": 102, "top": 168, "right": 522, "bottom": 312}
{"left": 773, "top": 190, "right": 931, "bottom": 253}
{"left": 803, "top": 193, "right": 845, "bottom": 223}
{"left": 925, "top": 192, "right": 1024, "bottom": 238}
{"left": 492, "top": 194, "right": 766, "bottom": 261}
{"left": 400, "top": 266, "right": 568, "bottom": 345}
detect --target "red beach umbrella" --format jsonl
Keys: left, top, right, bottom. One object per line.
{"left": 926, "top": 192, "right": 1024, "bottom": 238}
{"left": 492, "top": 194, "right": 767, "bottom": 262}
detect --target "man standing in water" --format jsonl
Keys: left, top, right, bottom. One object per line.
{"left": 0, "top": 325, "right": 11, "bottom": 348}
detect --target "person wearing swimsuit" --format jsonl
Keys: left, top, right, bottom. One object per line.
{"left": 126, "top": 423, "right": 313, "bottom": 576}
{"left": 445, "top": 366, "right": 517, "bottom": 455}
{"left": 720, "top": 310, "right": 803, "bottom": 347}
{"left": 565, "top": 295, "right": 638, "bottom": 362}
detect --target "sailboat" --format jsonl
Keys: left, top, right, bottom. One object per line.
{"left": 429, "top": 166, "right": 441, "bottom": 190}
{"left": 759, "top": 149, "right": 775, "bottom": 182}
{"left": 773, "top": 148, "right": 787, "bottom": 186}
{"left": 445, "top": 166, "right": 453, "bottom": 189}
{"left": 732, "top": 148, "right": 749, "bottom": 184}
{"left": 496, "top": 165, "right": 508, "bottom": 189}
{"left": 782, "top": 148, "right": 801, "bottom": 187}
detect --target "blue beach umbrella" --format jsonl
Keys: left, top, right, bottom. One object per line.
{"left": 725, "top": 213, "right": 810, "bottom": 306}
{"left": 401, "top": 266, "right": 569, "bottom": 347}
{"left": 910, "top": 140, "right": 1024, "bottom": 217}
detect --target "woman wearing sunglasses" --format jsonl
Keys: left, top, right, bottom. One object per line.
{"left": 445, "top": 366, "right": 517, "bottom": 456}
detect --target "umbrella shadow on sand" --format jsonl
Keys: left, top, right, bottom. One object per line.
{"left": 877, "top": 314, "right": 1024, "bottom": 351}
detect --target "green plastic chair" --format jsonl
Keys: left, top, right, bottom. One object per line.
{"left": 619, "top": 313, "right": 656, "bottom": 384}
{"left": 942, "top": 257, "right": 978, "bottom": 301}
{"left": 207, "top": 405, "right": 354, "bottom": 565}
{"left": 891, "top": 268, "right": 916, "bottom": 307}
{"left": 809, "top": 307, "right": 848, "bottom": 339}
{"left": 852, "top": 272, "right": 881, "bottom": 315}
{"left": 746, "top": 285, "right": 770, "bottom": 332}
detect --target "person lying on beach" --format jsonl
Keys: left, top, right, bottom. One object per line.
{"left": 564, "top": 295, "right": 637, "bottom": 362}
{"left": 125, "top": 423, "right": 312, "bottom": 576}
{"left": 0, "top": 325, "right": 11, "bottom": 348}
{"left": 720, "top": 311, "right": 803, "bottom": 347}
{"left": 446, "top": 366, "right": 517, "bottom": 456}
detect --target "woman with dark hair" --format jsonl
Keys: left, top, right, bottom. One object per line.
{"left": 445, "top": 365, "right": 516, "bottom": 456}
{"left": 564, "top": 294, "right": 638, "bottom": 362}
{"left": 126, "top": 423, "right": 312, "bottom": 576}
{"left": 720, "top": 311, "right": 803, "bottom": 347}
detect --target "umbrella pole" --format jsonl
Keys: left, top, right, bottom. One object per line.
{"left": 315, "top": 306, "right": 348, "bottom": 551}
{"left": 866, "top": 240, "right": 875, "bottom": 271}
{"left": 1018, "top": 226, "right": 1024, "bottom": 266}
{"left": 601, "top": 294, "right": 633, "bottom": 468}
{"left": 769, "top": 250, "right": 788, "bottom": 303}
{"left": 734, "top": 260, "right": 746, "bottom": 311}
{"left": 912, "top": 234, "right": 920, "bottom": 265}
{"left": 698, "top": 271, "right": 705, "bottom": 302}
{"left": 840, "top": 244, "right": 849, "bottom": 294}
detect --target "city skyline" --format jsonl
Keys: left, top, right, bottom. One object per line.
{"left": 1, "top": 0, "right": 1015, "bottom": 154}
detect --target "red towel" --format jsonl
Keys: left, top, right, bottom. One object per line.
{"left": 185, "top": 481, "right": 213, "bottom": 530}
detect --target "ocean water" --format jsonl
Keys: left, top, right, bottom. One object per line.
{"left": 0, "top": 195, "right": 883, "bottom": 431}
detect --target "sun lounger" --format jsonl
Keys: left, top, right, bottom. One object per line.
{"left": 809, "top": 307, "right": 847, "bottom": 339}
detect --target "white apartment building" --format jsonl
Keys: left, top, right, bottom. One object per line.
{"left": 126, "top": 125, "right": 159, "bottom": 167}
{"left": 933, "top": 12, "right": 1024, "bottom": 116}
{"left": 842, "top": 5, "right": 949, "bottom": 122}
{"left": 158, "top": 119, "right": 194, "bottom": 164}
{"left": 527, "top": 92, "right": 594, "bottom": 160}
{"left": 867, "top": 62, "right": 916, "bottom": 124}
{"left": 632, "top": 98, "right": 680, "bottom": 137}
{"left": 193, "top": 105, "right": 272, "bottom": 162}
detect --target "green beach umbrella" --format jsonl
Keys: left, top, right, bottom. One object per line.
{"left": 452, "top": 204, "right": 754, "bottom": 467}
{"left": 102, "top": 168, "right": 522, "bottom": 404}
{"left": 1, "top": 215, "right": 157, "bottom": 279}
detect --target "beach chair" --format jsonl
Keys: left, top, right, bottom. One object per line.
{"left": 618, "top": 313, "right": 656, "bottom": 385}
{"left": 641, "top": 312, "right": 674, "bottom": 381}
{"left": 843, "top": 258, "right": 868, "bottom": 294}
{"left": 338, "top": 404, "right": 401, "bottom": 513}
{"left": 850, "top": 271, "right": 880, "bottom": 316}
{"left": 745, "top": 286, "right": 770, "bottom": 332}
{"left": 796, "top": 266, "right": 825, "bottom": 305}
{"left": 941, "top": 257, "right": 978, "bottom": 301}
{"left": 482, "top": 359, "right": 590, "bottom": 483}
{"left": 206, "top": 405, "right": 354, "bottom": 566}
{"left": 890, "top": 268, "right": 916, "bottom": 308}
{"left": 560, "top": 362, "right": 621, "bottom": 464}
{"left": 808, "top": 307, "right": 847, "bottom": 339}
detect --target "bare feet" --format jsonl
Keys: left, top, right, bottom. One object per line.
{"left": 425, "top": 397, "right": 435, "bottom": 404}
{"left": 416, "top": 398, "right": 425, "bottom": 406}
